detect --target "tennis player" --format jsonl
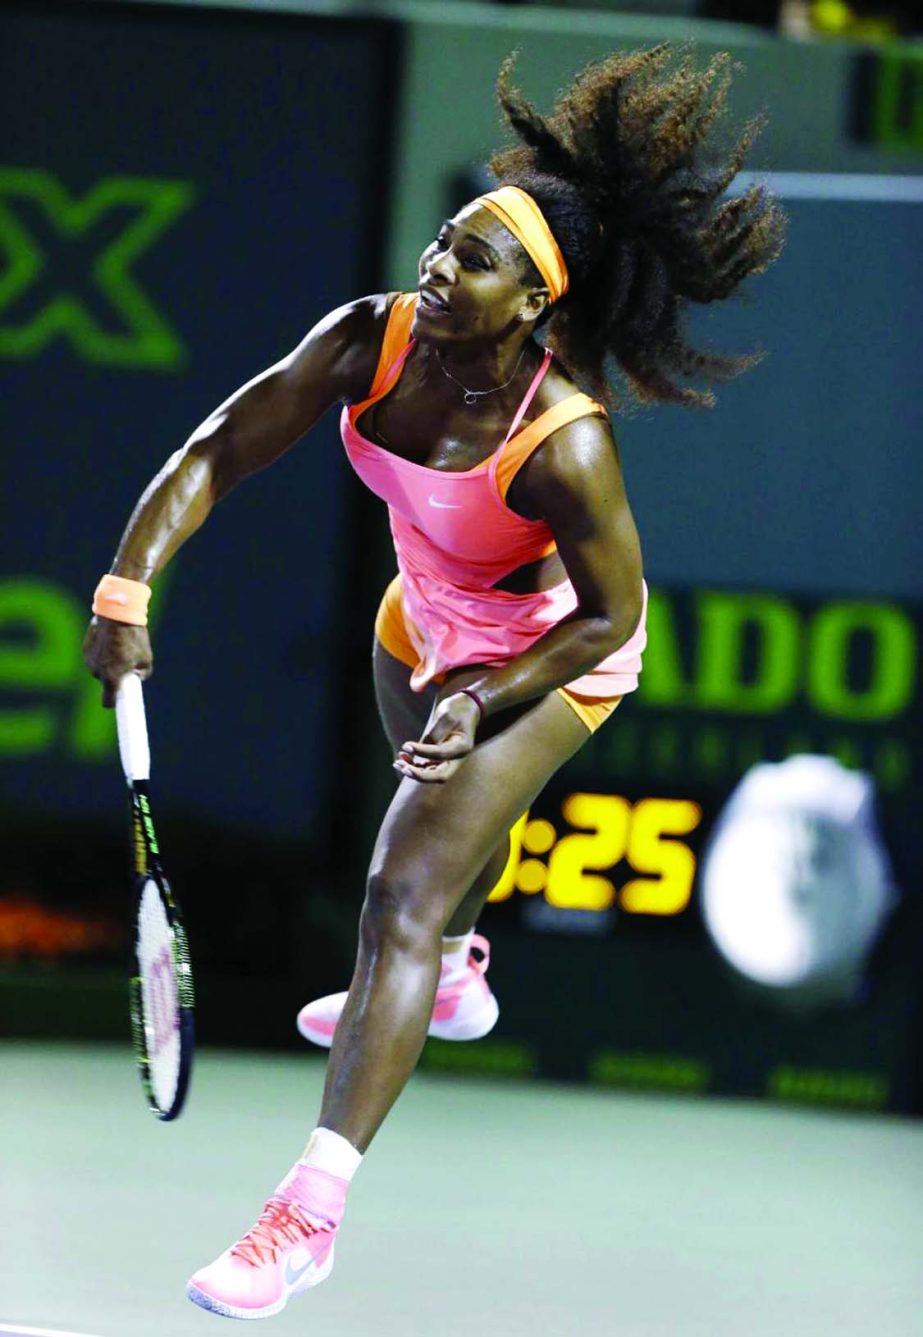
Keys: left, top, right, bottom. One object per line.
{"left": 84, "top": 47, "right": 782, "bottom": 1319}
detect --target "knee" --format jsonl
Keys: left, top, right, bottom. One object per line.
{"left": 360, "top": 871, "right": 438, "bottom": 957}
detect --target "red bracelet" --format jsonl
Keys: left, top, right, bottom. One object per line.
{"left": 459, "top": 687, "right": 485, "bottom": 723}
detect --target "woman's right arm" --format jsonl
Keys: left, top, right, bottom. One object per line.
{"left": 83, "top": 294, "right": 387, "bottom": 705}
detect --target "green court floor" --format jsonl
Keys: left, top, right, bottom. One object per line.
{"left": 3, "top": 1041, "right": 922, "bottom": 1337}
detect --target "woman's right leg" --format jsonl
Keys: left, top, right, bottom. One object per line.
{"left": 373, "top": 637, "right": 510, "bottom": 927}
{"left": 319, "top": 676, "right": 590, "bottom": 1151}
{"left": 186, "top": 644, "right": 577, "bottom": 1319}
{"left": 296, "top": 639, "right": 505, "bottom": 1052}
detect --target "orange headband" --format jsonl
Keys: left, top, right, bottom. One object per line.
{"left": 476, "top": 186, "right": 569, "bottom": 301}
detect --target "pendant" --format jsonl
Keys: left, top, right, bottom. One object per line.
{"left": 463, "top": 391, "right": 478, "bottom": 406}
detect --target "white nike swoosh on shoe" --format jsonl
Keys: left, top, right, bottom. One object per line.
{"left": 428, "top": 495, "right": 462, "bottom": 509}
{"left": 284, "top": 1251, "right": 315, "bottom": 1285}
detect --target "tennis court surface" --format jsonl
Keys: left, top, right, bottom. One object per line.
{"left": 4, "top": 1041, "right": 922, "bottom": 1337}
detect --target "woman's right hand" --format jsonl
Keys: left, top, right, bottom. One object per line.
{"left": 83, "top": 617, "right": 153, "bottom": 709}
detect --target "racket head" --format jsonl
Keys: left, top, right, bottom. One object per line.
{"left": 128, "top": 781, "right": 194, "bottom": 1121}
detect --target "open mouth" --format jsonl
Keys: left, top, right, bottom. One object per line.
{"left": 418, "top": 288, "right": 450, "bottom": 316}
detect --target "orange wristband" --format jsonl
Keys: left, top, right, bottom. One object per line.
{"left": 92, "top": 574, "right": 152, "bottom": 626}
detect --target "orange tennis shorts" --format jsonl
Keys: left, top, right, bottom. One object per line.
{"left": 374, "top": 574, "right": 620, "bottom": 734}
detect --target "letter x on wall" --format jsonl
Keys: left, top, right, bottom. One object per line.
{"left": 0, "top": 167, "right": 195, "bottom": 370}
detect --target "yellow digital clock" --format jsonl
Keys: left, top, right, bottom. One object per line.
{"left": 489, "top": 793, "right": 703, "bottom": 916}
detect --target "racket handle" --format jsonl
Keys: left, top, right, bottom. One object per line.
{"left": 116, "top": 673, "right": 151, "bottom": 781}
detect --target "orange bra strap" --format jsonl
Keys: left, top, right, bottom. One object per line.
{"left": 368, "top": 293, "right": 418, "bottom": 399}
{"left": 495, "top": 393, "right": 608, "bottom": 501}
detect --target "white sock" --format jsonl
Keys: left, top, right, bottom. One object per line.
{"left": 441, "top": 929, "right": 474, "bottom": 984}
{"left": 300, "top": 1127, "right": 363, "bottom": 1182}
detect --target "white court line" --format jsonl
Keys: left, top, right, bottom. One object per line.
{"left": 732, "top": 171, "right": 923, "bottom": 202}
{"left": 0, "top": 1325, "right": 102, "bottom": 1337}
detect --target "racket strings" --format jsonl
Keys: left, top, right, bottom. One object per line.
{"left": 171, "top": 922, "right": 195, "bottom": 1008}
{"left": 231, "top": 1198, "right": 321, "bottom": 1266}
{"left": 138, "top": 870, "right": 194, "bottom": 1009}
{"left": 137, "top": 878, "right": 181, "bottom": 1107}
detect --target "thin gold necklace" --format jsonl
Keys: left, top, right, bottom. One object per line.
{"left": 436, "top": 345, "right": 527, "bottom": 406}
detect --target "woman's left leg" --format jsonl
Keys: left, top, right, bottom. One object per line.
{"left": 442, "top": 834, "right": 510, "bottom": 935}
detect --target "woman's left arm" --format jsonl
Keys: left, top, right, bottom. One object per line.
{"left": 396, "top": 414, "right": 643, "bottom": 781}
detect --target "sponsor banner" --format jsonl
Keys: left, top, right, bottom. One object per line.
{"left": 1, "top": 2, "right": 400, "bottom": 843}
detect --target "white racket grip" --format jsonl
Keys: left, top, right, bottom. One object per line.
{"left": 115, "top": 673, "right": 151, "bottom": 781}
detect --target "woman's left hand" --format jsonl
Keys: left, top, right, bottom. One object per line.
{"left": 394, "top": 691, "right": 482, "bottom": 784}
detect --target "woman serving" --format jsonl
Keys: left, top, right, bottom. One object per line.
{"left": 84, "top": 46, "right": 783, "bottom": 1320}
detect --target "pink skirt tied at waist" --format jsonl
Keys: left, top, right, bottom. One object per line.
{"left": 393, "top": 520, "right": 648, "bottom": 697}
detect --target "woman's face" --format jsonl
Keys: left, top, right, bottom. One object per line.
{"left": 413, "top": 202, "right": 547, "bottom": 344}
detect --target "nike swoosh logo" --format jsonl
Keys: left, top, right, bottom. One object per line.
{"left": 428, "top": 495, "right": 462, "bottom": 509}
{"left": 284, "top": 1253, "right": 316, "bottom": 1286}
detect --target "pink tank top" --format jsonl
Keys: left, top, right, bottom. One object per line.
{"left": 340, "top": 293, "right": 647, "bottom": 696}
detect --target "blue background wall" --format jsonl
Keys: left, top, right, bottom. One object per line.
{"left": 1, "top": 2, "right": 400, "bottom": 841}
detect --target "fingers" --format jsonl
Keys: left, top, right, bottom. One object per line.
{"left": 394, "top": 745, "right": 464, "bottom": 783}
{"left": 402, "top": 735, "right": 471, "bottom": 761}
{"left": 393, "top": 693, "right": 478, "bottom": 781}
{"left": 84, "top": 620, "right": 154, "bottom": 706}
{"left": 98, "top": 662, "right": 152, "bottom": 710}
{"left": 393, "top": 753, "right": 460, "bottom": 785}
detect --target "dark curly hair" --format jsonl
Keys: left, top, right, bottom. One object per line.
{"left": 488, "top": 44, "right": 786, "bottom": 410}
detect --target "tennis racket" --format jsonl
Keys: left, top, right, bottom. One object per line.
{"left": 116, "top": 672, "right": 194, "bottom": 1120}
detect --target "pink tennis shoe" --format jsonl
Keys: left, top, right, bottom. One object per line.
{"left": 186, "top": 1163, "right": 346, "bottom": 1320}
{"left": 297, "top": 933, "right": 499, "bottom": 1047}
